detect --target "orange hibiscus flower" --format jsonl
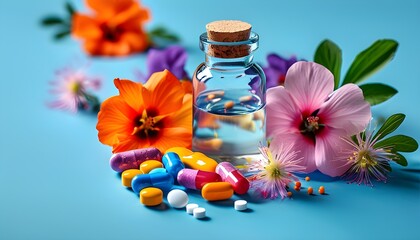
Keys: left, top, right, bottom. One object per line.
{"left": 97, "top": 70, "right": 192, "bottom": 153}
{"left": 72, "top": 0, "right": 150, "bottom": 56}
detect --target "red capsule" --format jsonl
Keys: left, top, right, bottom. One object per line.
{"left": 216, "top": 162, "right": 249, "bottom": 195}
{"left": 177, "top": 169, "right": 222, "bottom": 190}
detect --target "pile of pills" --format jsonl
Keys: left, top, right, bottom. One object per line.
{"left": 110, "top": 147, "right": 250, "bottom": 218}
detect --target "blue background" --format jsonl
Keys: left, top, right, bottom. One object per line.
{"left": 1, "top": 0, "right": 419, "bottom": 239}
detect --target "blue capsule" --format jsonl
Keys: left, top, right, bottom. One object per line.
{"left": 149, "top": 168, "right": 167, "bottom": 174}
{"left": 162, "top": 152, "right": 185, "bottom": 181}
{"left": 131, "top": 172, "right": 174, "bottom": 194}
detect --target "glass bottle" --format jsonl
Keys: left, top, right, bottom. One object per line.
{"left": 192, "top": 25, "right": 266, "bottom": 162}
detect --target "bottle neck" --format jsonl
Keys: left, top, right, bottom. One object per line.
{"left": 205, "top": 54, "right": 254, "bottom": 69}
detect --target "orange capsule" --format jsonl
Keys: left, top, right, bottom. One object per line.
{"left": 201, "top": 182, "right": 233, "bottom": 201}
{"left": 307, "top": 187, "right": 313, "bottom": 195}
{"left": 295, "top": 181, "right": 301, "bottom": 188}
{"left": 294, "top": 185, "right": 300, "bottom": 191}
{"left": 140, "top": 187, "right": 163, "bottom": 206}
{"left": 224, "top": 101, "right": 235, "bottom": 109}
{"left": 287, "top": 191, "right": 293, "bottom": 198}
{"left": 318, "top": 186, "right": 325, "bottom": 195}
{"left": 305, "top": 176, "right": 310, "bottom": 181}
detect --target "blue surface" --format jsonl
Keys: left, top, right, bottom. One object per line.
{"left": 1, "top": 0, "right": 419, "bottom": 239}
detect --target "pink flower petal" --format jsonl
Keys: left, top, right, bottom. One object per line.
{"left": 315, "top": 128, "right": 353, "bottom": 177}
{"left": 284, "top": 61, "right": 334, "bottom": 115}
{"left": 270, "top": 133, "right": 317, "bottom": 173}
{"left": 267, "top": 86, "right": 301, "bottom": 136}
{"left": 318, "top": 84, "right": 371, "bottom": 136}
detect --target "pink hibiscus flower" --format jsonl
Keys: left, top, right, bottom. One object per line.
{"left": 267, "top": 61, "right": 371, "bottom": 176}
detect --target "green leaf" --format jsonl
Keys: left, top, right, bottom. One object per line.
{"left": 374, "top": 135, "right": 419, "bottom": 152}
{"left": 65, "top": 2, "right": 76, "bottom": 16}
{"left": 41, "top": 16, "right": 65, "bottom": 26}
{"left": 373, "top": 113, "right": 405, "bottom": 141}
{"left": 54, "top": 29, "right": 71, "bottom": 40}
{"left": 314, "top": 39, "right": 342, "bottom": 89}
{"left": 342, "top": 39, "right": 398, "bottom": 85}
{"left": 392, "top": 152, "right": 408, "bottom": 166}
{"left": 359, "top": 83, "right": 398, "bottom": 106}
{"left": 148, "top": 26, "right": 180, "bottom": 43}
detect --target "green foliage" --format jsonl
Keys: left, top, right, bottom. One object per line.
{"left": 313, "top": 39, "right": 399, "bottom": 106}
{"left": 41, "top": 2, "right": 75, "bottom": 41}
{"left": 373, "top": 113, "right": 405, "bottom": 141}
{"left": 392, "top": 153, "right": 408, "bottom": 166}
{"left": 343, "top": 40, "right": 398, "bottom": 85}
{"left": 359, "top": 83, "right": 397, "bottom": 106}
{"left": 374, "top": 135, "right": 418, "bottom": 152}
{"left": 368, "top": 113, "right": 418, "bottom": 167}
{"left": 314, "top": 40, "right": 342, "bottom": 89}
{"left": 148, "top": 26, "right": 180, "bottom": 44}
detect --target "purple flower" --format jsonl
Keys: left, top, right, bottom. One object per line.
{"left": 147, "top": 45, "right": 189, "bottom": 80}
{"left": 47, "top": 66, "right": 101, "bottom": 113}
{"left": 263, "top": 54, "right": 300, "bottom": 88}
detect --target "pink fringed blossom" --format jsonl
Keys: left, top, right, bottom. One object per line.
{"left": 246, "top": 144, "right": 304, "bottom": 199}
{"left": 267, "top": 61, "right": 371, "bottom": 176}
{"left": 341, "top": 130, "right": 394, "bottom": 186}
{"left": 48, "top": 66, "right": 101, "bottom": 113}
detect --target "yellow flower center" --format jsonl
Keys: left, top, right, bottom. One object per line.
{"left": 348, "top": 149, "right": 377, "bottom": 169}
{"left": 266, "top": 162, "right": 286, "bottom": 179}
{"left": 132, "top": 109, "right": 165, "bottom": 138}
{"left": 68, "top": 81, "right": 82, "bottom": 94}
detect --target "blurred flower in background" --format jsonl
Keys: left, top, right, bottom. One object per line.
{"left": 72, "top": 0, "right": 150, "bottom": 56}
{"left": 47, "top": 65, "right": 101, "bottom": 113}
{"left": 97, "top": 70, "right": 192, "bottom": 153}
{"left": 136, "top": 45, "right": 192, "bottom": 93}
{"left": 263, "top": 53, "right": 300, "bottom": 88}
{"left": 41, "top": 1, "right": 180, "bottom": 56}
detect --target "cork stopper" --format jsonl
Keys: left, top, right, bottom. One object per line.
{"left": 205, "top": 20, "right": 252, "bottom": 58}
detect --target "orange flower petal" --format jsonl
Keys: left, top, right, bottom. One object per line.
{"left": 119, "top": 31, "right": 149, "bottom": 53}
{"left": 97, "top": 96, "right": 137, "bottom": 146}
{"left": 86, "top": 0, "right": 133, "bottom": 18}
{"left": 71, "top": 14, "right": 102, "bottom": 39}
{"left": 109, "top": 3, "right": 150, "bottom": 28}
{"left": 144, "top": 70, "right": 184, "bottom": 115}
{"left": 112, "top": 135, "right": 150, "bottom": 153}
{"left": 165, "top": 94, "right": 192, "bottom": 129}
{"left": 114, "top": 78, "right": 144, "bottom": 111}
{"left": 180, "top": 80, "right": 193, "bottom": 94}
{"left": 151, "top": 127, "right": 192, "bottom": 152}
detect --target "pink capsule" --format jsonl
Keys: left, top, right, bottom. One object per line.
{"left": 110, "top": 148, "right": 162, "bottom": 173}
{"left": 177, "top": 169, "right": 222, "bottom": 190}
{"left": 216, "top": 162, "right": 249, "bottom": 195}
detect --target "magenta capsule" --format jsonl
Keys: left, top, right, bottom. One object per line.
{"left": 177, "top": 169, "right": 222, "bottom": 190}
{"left": 110, "top": 147, "right": 162, "bottom": 173}
{"left": 216, "top": 162, "right": 250, "bottom": 195}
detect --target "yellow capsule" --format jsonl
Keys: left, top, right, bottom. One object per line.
{"left": 182, "top": 152, "right": 218, "bottom": 172}
{"left": 121, "top": 169, "right": 143, "bottom": 187}
{"left": 165, "top": 147, "right": 194, "bottom": 157}
{"left": 202, "top": 182, "right": 233, "bottom": 201}
{"left": 139, "top": 160, "right": 163, "bottom": 174}
{"left": 140, "top": 187, "right": 163, "bottom": 206}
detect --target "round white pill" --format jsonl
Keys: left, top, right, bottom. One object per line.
{"left": 234, "top": 200, "right": 247, "bottom": 211}
{"left": 167, "top": 189, "right": 189, "bottom": 208}
{"left": 186, "top": 203, "right": 199, "bottom": 214}
{"left": 193, "top": 207, "right": 206, "bottom": 219}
